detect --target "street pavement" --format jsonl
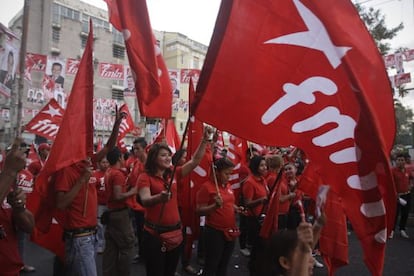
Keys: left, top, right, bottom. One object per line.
{"left": 22, "top": 227, "right": 414, "bottom": 276}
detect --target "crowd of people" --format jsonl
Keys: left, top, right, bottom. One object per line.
{"left": 0, "top": 116, "right": 412, "bottom": 276}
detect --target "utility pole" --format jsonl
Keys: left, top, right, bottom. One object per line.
{"left": 15, "top": 0, "right": 30, "bottom": 137}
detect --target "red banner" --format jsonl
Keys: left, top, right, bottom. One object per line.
{"left": 180, "top": 69, "right": 200, "bottom": 84}
{"left": 98, "top": 62, "right": 124, "bottom": 80}
{"left": 65, "top": 58, "right": 80, "bottom": 75}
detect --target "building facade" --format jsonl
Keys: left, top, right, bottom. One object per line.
{"left": 2, "top": 0, "right": 207, "bottom": 146}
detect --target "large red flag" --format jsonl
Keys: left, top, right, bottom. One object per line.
{"left": 194, "top": 1, "right": 396, "bottom": 275}
{"left": 33, "top": 21, "right": 95, "bottom": 233}
{"left": 24, "top": 99, "right": 64, "bottom": 141}
{"left": 105, "top": 0, "right": 172, "bottom": 118}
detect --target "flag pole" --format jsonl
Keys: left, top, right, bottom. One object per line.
{"left": 15, "top": 0, "right": 30, "bottom": 137}
{"left": 157, "top": 116, "right": 191, "bottom": 223}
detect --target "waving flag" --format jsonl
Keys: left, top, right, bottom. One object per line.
{"left": 227, "top": 135, "right": 248, "bottom": 201}
{"left": 32, "top": 21, "right": 95, "bottom": 234}
{"left": 105, "top": 0, "right": 172, "bottom": 118}
{"left": 24, "top": 99, "right": 64, "bottom": 141}
{"left": 194, "top": 1, "right": 396, "bottom": 275}
{"left": 117, "top": 104, "right": 136, "bottom": 140}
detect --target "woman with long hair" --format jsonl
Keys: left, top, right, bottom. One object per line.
{"left": 137, "top": 143, "right": 181, "bottom": 276}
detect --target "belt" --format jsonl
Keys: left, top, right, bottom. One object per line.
{"left": 64, "top": 227, "right": 96, "bottom": 238}
{"left": 144, "top": 221, "right": 181, "bottom": 234}
{"left": 399, "top": 191, "right": 411, "bottom": 196}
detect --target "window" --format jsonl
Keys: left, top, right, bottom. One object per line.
{"left": 52, "top": 27, "right": 60, "bottom": 42}
{"left": 52, "top": 3, "right": 80, "bottom": 24}
{"left": 112, "top": 89, "right": 124, "bottom": 101}
{"left": 193, "top": 56, "right": 199, "bottom": 69}
{"left": 81, "top": 36, "right": 87, "bottom": 48}
{"left": 113, "top": 30, "right": 124, "bottom": 45}
{"left": 113, "top": 45, "right": 125, "bottom": 59}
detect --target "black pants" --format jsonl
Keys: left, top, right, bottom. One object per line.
{"left": 239, "top": 214, "right": 249, "bottom": 249}
{"left": 142, "top": 230, "right": 182, "bottom": 276}
{"left": 133, "top": 211, "right": 145, "bottom": 256}
{"left": 394, "top": 193, "right": 412, "bottom": 231}
{"left": 202, "top": 226, "right": 235, "bottom": 276}
{"left": 246, "top": 217, "right": 262, "bottom": 276}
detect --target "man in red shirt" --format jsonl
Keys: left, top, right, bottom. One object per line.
{"left": 390, "top": 153, "right": 412, "bottom": 239}
{"left": 90, "top": 157, "right": 109, "bottom": 254}
{"left": 0, "top": 138, "right": 35, "bottom": 276}
{"left": 103, "top": 147, "right": 137, "bottom": 275}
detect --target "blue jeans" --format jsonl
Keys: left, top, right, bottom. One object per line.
{"left": 97, "top": 205, "right": 108, "bottom": 251}
{"left": 64, "top": 234, "right": 97, "bottom": 276}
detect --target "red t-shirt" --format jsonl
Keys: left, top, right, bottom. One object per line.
{"left": 17, "top": 169, "right": 34, "bottom": 193}
{"left": 125, "top": 156, "right": 138, "bottom": 173}
{"left": 242, "top": 175, "right": 268, "bottom": 217}
{"left": 392, "top": 167, "right": 410, "bottom": 194}
{"left": 55, "top": 163, "right": 97, "bottom": 230}
{"left": 197, "top": 180, "right": 236, "bottom": 231}
{"left": 175, "top": 166, "right": 188, "bottom": 208}
{"left": 105, "top": 168, "right": 129, "bottom": 210}
{"left": 0, "top": 204, "right": 23, "bottom": 275}
{"left": 90, "top": 170, "right": 106, "bottom": 205}
{"left": 278, "top": 179, "right": 290, "bottom": 214}
{"left": 137, "top": 173, "right": 180, "bottom": 227}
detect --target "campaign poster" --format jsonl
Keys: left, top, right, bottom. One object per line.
{"left": 0, "top": 24, "right": 20, "bottom": 102}
{"left": 123, "top": 65, "right": 136, "bottom": 97}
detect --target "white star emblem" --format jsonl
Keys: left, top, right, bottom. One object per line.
{"left": 42, "top": 105, "right": 62, "bottom": 118}
{"left": 264, "top": 0, "right": 351, "bottom": 69}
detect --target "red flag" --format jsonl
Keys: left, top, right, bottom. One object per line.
{"left": 33, "top": 21, "right": 95, "bottom": 234}
{"left": 194, "top": 1, "right": 396, "bottom": 275}
{"left": 24, "top": 99, "right": 64, "bottom": 141}
{"left": 227, "top": 135, "right": 248, "bottom": 201}
{"left": 105, "top": 0, "right": 172, "bottom": 118}
{"left": 185, "top": 79, "right": 213, "bottom": 238}
{"left": 165, "top": 119, "right": 181, "bottom": 153}
{"left": 117, "top": 104, "right": 136, "bottom": 140}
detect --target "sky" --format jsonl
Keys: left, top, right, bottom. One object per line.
{"left": 1, "top": 0, "right": 414, "bottom": 105}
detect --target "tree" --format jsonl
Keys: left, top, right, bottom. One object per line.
{"left": 394, "top": 99, "right": 414, "bottom": 145}
{"left": 355, "top": 4, "right": 404, "bottom": 55}
{"left": 356, "top": 3, "right": 413, "bottom": 146}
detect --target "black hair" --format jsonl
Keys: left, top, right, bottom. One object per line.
{"left": 172, "top": 148, "right": 186, "bottom": 166}
{"left": 133, "top": 137, "right": 147, "bottom": 149}
{"left": 214, "top": 157, "right": 235, "bottom": 171}
{"left": 106, "top": 147, "right": 121, "bottom": 165}
{"left": 123, "top": 151, "right": 130, "bottom": 161}
{"left": 52, "top": 62, "right": 62, "bottom": 69}
{"left": 145, "top": 143, "right": 172, "bottom": 178}
{"left": 249, "top": 155, "right": 265, "bottom": 176}
{"left": 396, "top": 153, "right": 406, "bottom": 159}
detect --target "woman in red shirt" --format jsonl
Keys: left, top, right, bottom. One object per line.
{"left": 137, "top": 143, "right": 182, "bottom": 276}
{"left": 196, "top": 158, "right": 240, "bottom": 276}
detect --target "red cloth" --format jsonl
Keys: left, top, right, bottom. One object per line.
{"left": 0, "top": 206, "right": 23, "bottom": 275}
{"left": 193, "top": 1, "right": 396, "bottom": 274}
{"left": 55, "top": 163, "right": 97, "bottom": 229}
{"left": 91, "top": 170, "right": 107, "bottom": 205}
{"left": 196, "top": 181, "right": 237, "bottom": 231}
{"left": 33, "top": 22, "right": 94, "bottom": 234}
{"left": 392, "top": 167, "right": 410, "bottom": 194}
{"left": 117, "top": 104, "right": 136, "bottom": 140}
{"left": 23, "top": 99, "right": 65, "bottom": 141}
{"left": 105, "top": 0, "right": 172, "bottom": 118}
{"left": 137, "top": 173, "right": 180, "bottom": 226}
{"left": 242, "top": 175, "right": 268, "bottom": 217}
{"left": 105, "top": 168, "right": 129, "bottom": 210}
